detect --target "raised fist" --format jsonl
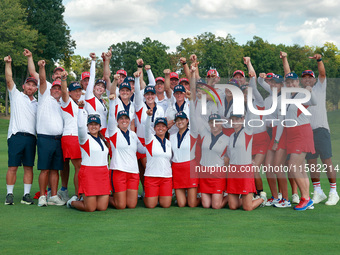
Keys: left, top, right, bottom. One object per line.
{"left": 180, "top": 57, "right": 186, "bottom": 64}
{"left": 114, "top": 74, "right": 120, "bottom": 80}
{"left": 4, "top": 55, "right": 12, "bottom": 63}
{"left": 109, "top": 94, "right": 116, "bottom": 100}
{"left": 280, "top": 51, "right": 287, "bottom": 59}
{"left": 259, "top": 73, "right": 266, "bottom": 79}
{"left": 136, "top": 59, "right": 144, "bottom": 66}
{"left": 145, "top": 65, "right": 151, "bottom": 71}
{"left": 89, "top": 53, "right": 96, "bottom": 60}
{"left": 190, "top": 54, "right": 197, "bottom": 62}
{"left": 185, "top": 90, "right": 191, "bottom": 100}
{"left": 38, "top": 60, "right": 46, "bottom": 67}
{"left": 133, "top": 71, "right": 141, "bottom": 78}
{"left": 61, "top": 71, "right": 68, "bottom": 80}
{"left": 163, "top": 69, "right": 171, "bottom": 75}
{"left": 243, "top": 57, "right": 251, "bottom": 65}
{"left": 248, "top": 71, "right": 256, "bottom": 78}
{"left": 23, "top": 49, "right": 32, "bottom": 57}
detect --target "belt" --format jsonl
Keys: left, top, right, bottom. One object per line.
{"left": 37, "top": 134, "right": 62, "bottom": 140}
{"left": 15, "top": 132, "right": 35, "bottom": 137}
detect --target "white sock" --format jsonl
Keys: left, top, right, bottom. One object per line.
{"left": 7, "top": 185, "right": 14, "bottom": 194}
{"left": 312, "top": 182, "right": 322, "bottom": 193}
{"left": 24, "top": 184, "right": 32, "bottom": 195}
{"left": 330, "top": 183, "right": 337, "bottom": 194}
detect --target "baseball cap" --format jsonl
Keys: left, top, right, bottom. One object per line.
{"left": 155, "top": 77, "right": 165, "bottom": 83}
{"left": 285, "top": 72, "right": 299, "bottom": 80}
{"left": 95, "top": 79, "right": 106, "bottom": 88}
{"left": 174, "top": 85, "right": 186, "bottom": 93}
{"left": 25, "top": 77, "right": 38, "bottom": 85}
{"left": 117, "top": 110, "right": 130, "bottom": 120}
{"left": 272, "top": 74, "right": 284, "bottom": 83}
{"left": 125, "top": 76, "right": 135, "bottom": 83}
{"left": 119, "top": 81, "right": 131, "bottom": 91}
{"left": 302, "top": 70, "right": 315, "bottom": 78}
{"left": 53, "top": 67, "right": 65, "bottom": 73}
{"left": 68, "top": 81, "right": 82, "bottom": 91}
{"left": 227, "top": 78, "right": 240, "bottom": 87}
{"left": 117, "top": 69, "right": 127, "bottom": 77}
{"left": 233, "top": 70, "right": 245, "bottom": 77}
{"left": 209, "top": 113, "right": 222, "bottom": 122}
{"left": 229, "top": 111, "right": 244, "bottom": 118}
{"left": 196, "top": 78, "right": 207, "bottom": 85}
{"left": 170, "top": 72, "right": 179, "bottom": 80}
{"left": 179, "top": 78, "right": 189, "bottom": 84}
{"left": 175, "top": 111, "right": 188, "bottom": 121}
{"left": 155, "top": 117, "right": 168, "bottom": 127}
{"left": 87, "top": 114, "right": 101, "bottom": 125}
{"left": 265, "top": 73, "right": 275, "bottom": 79}
{"left": 81, "top": 72, "right": 90, "bottom": 80}
{"left": 52, "top": 80, "right": 61, "bottom": 87}
{"left": 207, "top": 69, "right": 220, "bottom": 77}
{"left": 144, "top": 85, "right": 156, "bottom": 94}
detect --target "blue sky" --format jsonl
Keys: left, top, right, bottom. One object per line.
{"left": 63, "top": 0, "right": 340, "bottom": 57}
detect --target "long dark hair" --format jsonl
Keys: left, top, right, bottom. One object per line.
{"left": 98, "top": 131, "right": 110, "bottom": 149}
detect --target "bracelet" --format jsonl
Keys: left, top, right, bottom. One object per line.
{"left": 274, "top": 140, "right": 279, "bottom": 144}
{"left": 317, "top": 58, "right": 322, "bottom": 62}
{"left": 137, "top": 65, "right": 143, "bottom": 68}
{"left": 182, "top": 62, "right": 187, "bottom": 65}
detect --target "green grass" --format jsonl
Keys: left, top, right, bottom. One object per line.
{"left": 1, "top": 112, "right": 340, "bottom": 255}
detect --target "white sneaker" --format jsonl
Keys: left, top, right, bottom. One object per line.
{"left": 292, "top": 193, "right": 300, "bottom": 204}
{"left": 273, "top": 198, "right": 291, "bottom": 208}
{"left": 259, "top": 192, "right": 267, "bottom": 207}
{"left": 57, "top": 188, "right": 69, "bottom": 203}
{"left": 312, "top": 190, "right": 327, "bottom": 204}
{"left": 265, "top": 197, "right": 280, "bottom": 206}
{"left": 48, "top": 195, "right": 66, "bottom": 206}
{"left": 67, "top": 196, "right": 78, "bottom": 208}
{"left": 278, "top": 193, "right": 282, "bottom": 200}
{"left": 325, "top": 192, "right": 339, "bottom": 206}
{"left": 38, "top": 196, "right": 47, "bottom": 207}
{"left": 197, "top": 193, "right": 202, "bottom": 199}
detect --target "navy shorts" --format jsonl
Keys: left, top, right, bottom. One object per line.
{"left": 306, "top": 128, "right": 332, "bottom": 160}
{"left": 8, "top": 132, "right": 36, "bottom": 167}
{"left": 37, "top": 134, "right": 64, "bottom": 171}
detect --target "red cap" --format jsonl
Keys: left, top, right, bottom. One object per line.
{"left": 53, "top": 67, "right": 65, "bottom": 73}
{"left": 233, "top": 70, "right": 245, "bottom": 77}
{"left": 155, "top": 77, "right": 165, "bottom": 83}
{"left": 81, "top": 72, "right": 90, "bottom": 80}
{"left": 207, "top": 69, "right": 219, "bottom": 77}
{"left": 25, "top": 77, "right": 38, "bottom": 85}
{"left": 179, "top": 78, "right": 189, "bottom": 84}
{"left": 170, "top": 72, "right": 179, "bottom": 79}
{"left": 117, "top": 69, "right": 127, "bottom": 77}
{"left": 52, "top": 80, "right": 61, "bottom": 86}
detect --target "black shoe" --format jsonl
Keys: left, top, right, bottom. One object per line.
{"left": 21, "top": 193, "right": 34, "bottom": 205}
{"left": 5, "top": 193, "right": 14, "bottom": 205}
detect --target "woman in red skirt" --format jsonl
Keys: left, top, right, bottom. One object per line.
{"left": 67, "top": 101, "right": 110, "bottom": 212}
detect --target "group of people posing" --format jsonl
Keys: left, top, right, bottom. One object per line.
{"left": 4, "top": 48, "right": 338, "bottom": 212}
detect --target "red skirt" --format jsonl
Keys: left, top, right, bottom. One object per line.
{"left": 252, "top": 131, "right": 270, "bottom": 155}
{"left": 199, "top": 178, "right": 226, "bottom": 194}
{"left": 61, "top": 136, "right": 81, "bottom": 160}
{"left": 78, "top": 165, "right": 110, "bottom": 196}
{"left": 226, "top": 164, "right": 256, "bottom": 195}
{"left": 268, "top": 126, "right": 287, "bottom": 151}
{"left": 172, "top": 160, "right": 198, "bottom": 189}
{"left": 286, "top": 124, "right": 315, "bottom": 155}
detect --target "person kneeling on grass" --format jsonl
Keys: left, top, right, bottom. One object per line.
{"left": 226, "top": 112, "right": 266, "bottom": 211}
{"left": 67, "top": 101, "right": 110, "bottom": 212}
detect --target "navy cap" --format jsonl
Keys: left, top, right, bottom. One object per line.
{"left": 144, "top": 85, "right": 156, "bottom": 94}
{"left": 208, "top": 113, "right": 222, "bottom": 122}
{"left": 68, "top": 82, "right": 81, "bottom": 91}
{"left": 95, "top": 79, "right": 106, "bottom": 88}
{"left": 227, "top": 78, "right": 240, "bottom": 87}
{"left": 125, "top": 76, "right": 135, "bottom": 83}
{"left": 285, "top": 72, "right": 299, "bottom": 80}
{"left": 272, "top": 74, "right": 284, "bottom": 83}
{"left": 87, "top": 114, "right": 101, "bottom": 125}
{"left": 229, "top": 111, "right": 244, "bottom": 118}
{"left": 155, "top": 117, "right": 168, "bottom": 127}
{"left": 302, "top": 70, "right": 315, "bottom": 78}
{"left": 117, "top": 110, "right": 130, "bottom": 120}
{"left": 196, "top": 78, "right": 207, "bottom": 85}
{"left": 175, "top": 111, "right": 188, "bottom": 121}
{"left": 174, "top": 84, "right": 186, "bottom": 93}
{"left": 119, "top": 81, "right": 131, "bottom": 91}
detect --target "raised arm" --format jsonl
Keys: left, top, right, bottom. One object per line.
{"left": 280, "top": 51, "right": 291, "bottom": 76}
{"left": 243, "top": 57, "right": 256, "bottom": 77}
{"left": 38, "top": 60, "right": 47, "bottom": 95}
{"left": 103, "top": 48, "right": 112, "bottom": 91}
{"left": 163, "top": 69, "right": 172, "bottom": 99}
{"left": 108, "top": 94, "right": 118, "bottom": 137}
{"left": 61, "top": 71, "right": 69, "bottom": 103}
{"left": 145, "top": 109, "right": 153, "bottom": 144}
{"left": 77, "top": 100, "right": 88, "bottom": 145}
{"left": 180, "top": 57, "right": 190, "bottom": 80}
{"left": 4, "top": 56, "right": 14, "bottom": 91}
{"left": 85, "top": 53, "right": 97, "bottom": 99}
{"left": 23, "top": 49, "right": 39, "bottom": 80}
{"left": 134, "top": 71, "right": 143, "bottom": 108}
{"left": 137, "top": 59, "right": 146, "bottom": 89}
{"left": 258, "top": 73, "right": 272, "bottom": 94}
{"left": 189, "top": 66, "right": 197, "bottom": 101}
{"left": 190, "top": 54, "right": 200, "bottom": 79}
{"left": 309, "top": 54, "right": 326, "bottom": 84}
{"left": 109, "top": 74, "right": 119, "bottom": 97}
{"left": 145, "top": 65, "right": 155, "bottom": 86}
{"left": 248, "top": 72, "right": 264, "bottom": 106}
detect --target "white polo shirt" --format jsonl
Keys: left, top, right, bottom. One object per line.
{"left": 8, "top": 84, "right": 37, "bottom": 139}
{"left": 61, "top": 97, "right": 79, "bottom": 136}
{"left": 37, "top": 81, "right": 63, "bottom": 136}
{"left": 170, "top": 128, "right": 191, "bottom": 163}
{"left": 144, "top": 115, "right": 172, "bottom": 177}
{"left": 78, "top": 108, "right": 108, "bottom": 166}
{"left": 227, "top": 125, "right": 253, "bottom": 165}
{"left": 166, "top": 100, "right": 190, "bottom": 135}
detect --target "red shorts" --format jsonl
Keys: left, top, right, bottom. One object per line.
{"left": 172, "top": 161, "right": 199, "bottom": 189}
{"left": 268, "top": 126, "right": 287, "bottom": 151}
{"left": 226, "top": 164, "right": 256, "bottom": 195}
{"left": 286, "top": 124, "right": 315, "bottom": 155}
{"left": 110, "top": 170, "right": 139, "bottom": 193}
{"left": 136, "top": 137, "right": 146, "bottom": 159}
{"left": 252, "top": 131, "right": 270, "bottom": 155}
{"left": 78, "top": 165, "right": 110, "bottom": 196}
{"left": 222, "top": 127, "right": 234, "bottom": 137}
{"left": 144, "top": 176, "right": 172, "bottom": 197}
{"left": 199, "top": 178, "right": 226, "bottom": 194}
{"left": 61, "top": 136, "right": 81, "bottom": 161}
